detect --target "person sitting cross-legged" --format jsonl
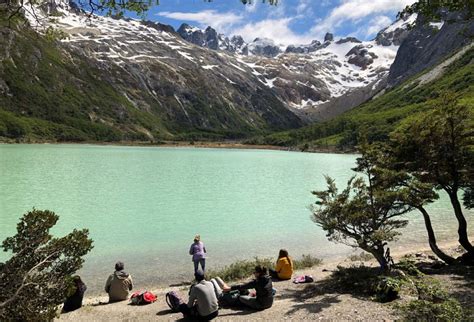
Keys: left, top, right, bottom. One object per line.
{"left": 104, "top": 261, "right": 133, "bottom": 303}
{"left": 223, "top": 265, "right": 274, "bottom": 311}
{"left": 180, "top": 270, "right": 219, "bottom": 321}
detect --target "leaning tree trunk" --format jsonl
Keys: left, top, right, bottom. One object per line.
{"left": 368, "top": 246, "right": 388, "bottom": 273}
{"left": 448, "top": 191, "right": 474, "bottom": 256}
{"left": 417, "top": 206, "right": 456, "bottom": 264}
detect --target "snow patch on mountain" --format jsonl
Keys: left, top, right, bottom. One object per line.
{"left": 25, "top": 1, "right": 416, "bottom": 120}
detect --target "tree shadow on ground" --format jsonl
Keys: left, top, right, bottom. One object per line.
{"left": 284, "top": 294, "right": 341, "bottom": 316}
{"left": 276, "top": 265, "right": 381, "bottom": 315}
{"left": 415, "top": 260, "right": 474, "bottom": 281}
{"left": 155, "top": 309, "right": 195, "bottom": 321}
{"left": 216, "top": 307, "right": 257, "bottom": 317}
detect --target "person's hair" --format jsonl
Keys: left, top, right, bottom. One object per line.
{"left": 195, "top": 270, "right": 205, "bottom": 282}
{"left": 278, "top": 249, "right": 293, "bottom": 268}
{"left": 115, "top": 261, "right": 124, "bottom": 271}
{"left": 194, "top": 234, "right": 201, "bottom": 243}
{"left": 254, "top": 265, "right": 268, "bottom": 276}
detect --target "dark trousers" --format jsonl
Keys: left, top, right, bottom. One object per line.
{"left": 179, "top": 304, "right": 218, "bottom": 321}
{"left": 269, "top": 269, "right": 279, "bottom": 279}
{"left": 194, "top": 258, "right": 206, "bottom": 273}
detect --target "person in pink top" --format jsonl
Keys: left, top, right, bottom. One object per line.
{"left": 189, "top": 234, "right": 207, "bottom": 274}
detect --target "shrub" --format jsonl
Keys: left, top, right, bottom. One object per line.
{"left": 375, "top": 276, "right": 402, "bottom": 302}
{"left": 396, "top": 272, "right": 464, "bottom": 321}
{"left": 0, "top": 209, "right": 93, "bottom": 320}
{"left": 395, "top": 259, "right": 423, "bottom": 277}
{"left": 349, "top": 251, "right": 374, "bottom": 262}
{"left": 293, "top": 254, "right": 323, "bottom": 270}
{"left": 207, "top": 257, "right": 273, "bottom": 281}
{"left": 398, "top": 299, "right": 463, "bottom": 321}
{"left": 207, "top": 254, "right": 322, "bottom": 282}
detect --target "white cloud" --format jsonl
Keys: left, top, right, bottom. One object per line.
{"left": 231, "top": 18, "right": 313, "bottom": 46}
{"left": 309, "top": 0, "right": 417, "bottom": 37}
{"left": 296, "top": 0, "right": 313, "bottom": 17}
{"left": 158, "top": 0, "right": 417, "bottom": 46}
{"left": 245, "top": 1, "right": 259, "bottom": 13}
{"left": 157, "top": 10, "right": 243, "bottom": 32}
{"left": 366, "top": 15, "right": 392, "bottom": 36}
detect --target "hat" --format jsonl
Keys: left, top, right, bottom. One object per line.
{"left": 194, "top": 270, "right": 205, "bottom": 281}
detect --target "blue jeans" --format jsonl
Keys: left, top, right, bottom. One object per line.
{"left": 194, "top": 258, "right": 205, "bottom": 273}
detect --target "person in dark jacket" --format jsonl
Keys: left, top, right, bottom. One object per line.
{"left": 62, "top": 276, "right": 87, "bottom": 313}
{"left": 224, "top": 265, "right": 274, "bottom": 310}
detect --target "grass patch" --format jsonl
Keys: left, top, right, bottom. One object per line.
{"left": 293, "top": 254, "right": 323, "bottom": 270}
{"left": 349, "top": 251, "right": 374, "bottom": 262}
{"left": 207, "top": 257, "right": 273, "bottom": 281}
{"left": 207, "top": 254, "right": 322, "bottom": 282}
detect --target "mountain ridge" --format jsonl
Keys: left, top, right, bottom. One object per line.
{"left": 1, "top": 3, "right": 470, "bottom": 143}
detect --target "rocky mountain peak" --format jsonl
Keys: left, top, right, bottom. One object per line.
{"left": 324, "top": 32, "right": 334, "bottom": 42}
{"left": 248, "top": 37, "right": 281, "bottom": 57}
{"left": 285, "top": 40, "right": 322, "bottom": 54}
{"left": 336, "top": 37, "right": 362, "bottom": 44}
{"left": 375, "top": 14, "right": 417, "bottom": 46}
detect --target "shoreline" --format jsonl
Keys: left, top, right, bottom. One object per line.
{"left": 56, "top": 239, "right": 471, "bottom": 321}
{"left": 0, "top": 140, "right": 355, "bottom": 154}
{"left": 79, "top": 239, "right": 465, "bottom": 300}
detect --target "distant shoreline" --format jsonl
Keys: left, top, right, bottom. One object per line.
{"left": 0, "top": 140, "right": 355, "bottom": 154}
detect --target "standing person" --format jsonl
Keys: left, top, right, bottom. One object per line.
{"left": 180, "top": 270, "right": 219, "bottom": 321}
{"left": 104, "top": 261, "right": 133, "bottom": 302}
{"left": 269, "top": 249, "right": 294, "bottom": 280}
{"left": 189, "top": 234, "right": 207, "bottom": 273}
{"left": 224, "top": 265, "right": 274, "bottom": 310}
{"left": 62, "top": 276, "right": 87, "bottom": 313}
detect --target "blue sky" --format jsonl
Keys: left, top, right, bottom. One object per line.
{"left": 138, "top": 0, "right": 417, "bottom": 45}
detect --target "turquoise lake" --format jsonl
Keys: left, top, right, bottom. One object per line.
{"left": 0, "top": 144, "right": 472, "bottom": 293}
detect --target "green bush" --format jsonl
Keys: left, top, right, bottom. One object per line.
{"left": 396, "top": 272, "right": 465, "bottom": 321}
{"left": 207, "top": 257, "right": 273, "bottom": 281}
{"left": 349, "top": 251, "right": 374, "bottom": 262}
{"left": 395, "top": 259, "right": 423, "bottom": 277}
{"left": 293, "top": 254, "right": 323, "bottom": 270}
{"left": 399, "top": 299, "right": 463, "bottom": 321}
{"left": 375, "top": 276, "right": 402, "bottom": 302}
{"left": 207, "top": 254, "right": 322, "bottom": 282}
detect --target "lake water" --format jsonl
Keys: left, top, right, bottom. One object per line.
{"left": 0, "top": 144, "right": 472, "bottom": 293}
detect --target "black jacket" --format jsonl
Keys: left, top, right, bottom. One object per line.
{"left": 63, "top": 281, "right": 87, "bottom": 312}
{"left": 231, "top": 275, "right": 273, "bottom": 309}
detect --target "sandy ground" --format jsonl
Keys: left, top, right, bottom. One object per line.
{"left": 57, "top": 240, "right": 472, "bottom": 321}
{"left": 58, "top": 262, "right": 397, "bottom": 321}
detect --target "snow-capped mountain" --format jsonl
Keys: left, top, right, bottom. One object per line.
{"left": 173, "top": 15, "right": 416, "bottom": 117}
{"left": 24, "top": 1, "right": 416, "bottom": 127}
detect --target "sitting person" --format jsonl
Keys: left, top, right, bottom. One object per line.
{"left": 104, "top": 261, "right": 133, "bottom": 302}
{"left": 269, "top": 249, "right": 294, "bottom": 280}
{"left": 62, "top": 276, "right": 87, "bottom": 313}
{"left": 224, "top": 265, "right": 274, "bottom": 310}
{"left": 180, "top": 270, "right": 219, "bottom": 321}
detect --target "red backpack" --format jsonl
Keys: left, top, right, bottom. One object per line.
{"left": 130, "top": 291, "right": 157, "bottom": 305}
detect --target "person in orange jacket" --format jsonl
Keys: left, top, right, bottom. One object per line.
{"left": 269, "top": 249, "right": 293, "bottom": 280}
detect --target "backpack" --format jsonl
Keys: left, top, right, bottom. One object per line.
{"left": 165, "top": 291, "right": 184, "bottom": 312}
{"left": 218, "top": 290, "right": 240, "bottom": 308}
{"left": 293, "top": 275, "right": 314, "bottom": 284}
{"left": 130, "top": 291, "right": 157, "bottom": 305}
